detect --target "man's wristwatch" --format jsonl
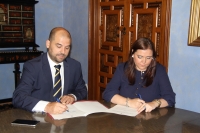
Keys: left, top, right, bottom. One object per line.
{"left": 154, "top": 99, "right": 161, "bottom": 108}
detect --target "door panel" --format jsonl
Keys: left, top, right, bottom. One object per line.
{"left": 88, "top": 0, "right": 171, "bottom": 100}
{"left": 130, "top": 2, "right": 163, "bottom": 63}
{"left": 98, "top": 1, "right": 126, "bottom": 100}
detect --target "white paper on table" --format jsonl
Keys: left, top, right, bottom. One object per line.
{"left": 50, "top": 104, "right": 86, "bottom": 120}
{"left": 107, "top": 105, "right": 139, "bottom": 117}
{"left": 72, "top": 101, "right": 108, "bottom": 115}
{"left": 50, "top": 101, "right": 108, "bottom": 120}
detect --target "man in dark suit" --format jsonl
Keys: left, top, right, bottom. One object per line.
{"left": 12, "top": 27, "right": 87, "bottom": 114}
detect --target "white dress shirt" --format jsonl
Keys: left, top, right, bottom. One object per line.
{"left": 32, "top": 53, "right": 64, "bottom": 112}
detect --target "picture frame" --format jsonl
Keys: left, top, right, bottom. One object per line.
{"left": 188, "top": 0, "right": 200, "bottom": 46}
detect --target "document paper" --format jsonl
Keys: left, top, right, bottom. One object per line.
{"left": 107, "top": 104, "right": 138, "bottom": 117}
{"left": 50, "top": 101, "right": 139, "bottom": 120}
{"left": 50, "top": 101, "right": 108, "bottom": 120}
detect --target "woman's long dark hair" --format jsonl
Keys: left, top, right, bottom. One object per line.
{"left": 125, "top": 37, "right": 157, "bottom": 87}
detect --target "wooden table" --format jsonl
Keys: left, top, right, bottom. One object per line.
{"left": 1, "top": 103, "right": 200, "bottom": 133}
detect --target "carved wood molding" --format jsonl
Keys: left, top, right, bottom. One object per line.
{"left": 88, "top": 0, "right": 99, "bottom": 100}
{"left": 160, "top": 0, "right": 172, "bottom": 71}
{"left": 188, "top": 0, "right": 200, "bottom": 46}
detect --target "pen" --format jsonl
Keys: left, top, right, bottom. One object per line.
{"left": 56, "top": 98, "right": 69, "bottom": 112}
{"left": 138, "top": 94, "right": 142, "bottom": 99}
{"left": 56, "top": 98, "right": 61, "bottom": 103}
{"left": 138, "top": 94, "right": 146, "bottom": 110}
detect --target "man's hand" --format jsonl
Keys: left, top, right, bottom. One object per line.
{"left": 44, "top": 102, "right": 68, "bottom": 114}
{"left": 60, "top": 95, "right": 75, "bottom": 105}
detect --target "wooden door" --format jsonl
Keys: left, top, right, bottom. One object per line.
{"left": 88, "top": 0, "right": 172, "bottom": 100}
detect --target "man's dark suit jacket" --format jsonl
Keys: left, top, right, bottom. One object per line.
{"left": 12, "top": 53, "right": 87, "bottom": 111}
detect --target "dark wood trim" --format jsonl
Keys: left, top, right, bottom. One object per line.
{"left": 88, "top": 0, "right": 98, "bottom": 100}
{"left": 0, "top": 98, "right": 12, "bottom": 104}
{"left": 161, "top": 0, "right": 172, "bottom": 71}
{"left": 0, "top": 0, "right": 38, "bottom": 4}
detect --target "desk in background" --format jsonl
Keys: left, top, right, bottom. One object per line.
{"left": 0, "top": 102, "right": 200, "bottom": 133}
{"left": 0, "top": 0, "right": 43, "bottom": 89}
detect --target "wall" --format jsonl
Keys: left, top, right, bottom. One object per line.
{"left": 35, "top": 0, "right": 63, "bottom": 51}
{"left": 0, "top": 64, "right": 15, "bottom": 99}
{"left": 62, "top": 0, "right": 89, "bottom": 84}
{"left": 169, "top": 0, "right": 200, "bottom": 113}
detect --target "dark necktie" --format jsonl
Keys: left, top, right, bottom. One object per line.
{"left": 53, "top": 65, "right": 62, "bottom": 99}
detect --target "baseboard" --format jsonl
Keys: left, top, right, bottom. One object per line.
{"left": 0, "top": 98, "right": 12, "bottom": 104}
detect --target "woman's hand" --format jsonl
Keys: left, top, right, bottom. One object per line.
{"left": 144, "top": 101, "right": 158, "bottom": 112}
{"left": 128, "top": 98, "right": 146, "bottom": 113}
{"left": 145, "top": 99, "right": 168, "bottom": 112}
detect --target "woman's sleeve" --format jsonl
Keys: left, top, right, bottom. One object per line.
{"left": 102, "top": 63, "right": 124, "bottom": 102}
{"left": 157, "top": 64, "right": 176, "bottom": 107}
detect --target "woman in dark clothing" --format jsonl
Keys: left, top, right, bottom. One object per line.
{"left": 103, "top": 37, "right": 175, "bottom": 113}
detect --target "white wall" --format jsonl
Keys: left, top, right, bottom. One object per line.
{"left": 169, "top": 0, "right": 200, "bottom": 113}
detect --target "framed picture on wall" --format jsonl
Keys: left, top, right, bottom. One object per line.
{"left": 188, "top": 0, "right": 200, "bottom": 46}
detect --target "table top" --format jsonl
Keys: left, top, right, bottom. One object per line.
{"left": 1, "top": 103, "right": 200, "bottom": 133}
